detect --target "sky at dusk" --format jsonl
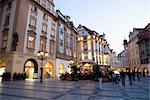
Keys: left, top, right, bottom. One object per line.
{"left": 54, "top": 0, "right": 150, "bottom": 54}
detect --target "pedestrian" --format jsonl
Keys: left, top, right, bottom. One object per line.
{"left": 98, "top": 71, "right": 103, "bottom": 90}
{"left": 128, "top": 70, "right": 132, "bottom": 86}
{"left": 132, "top": 70, "right": 136, "bottom": 81}
{"left": 137, "top": 71, "right": 140, "bottom": 81}
{"left": 112, "top": 72, "right": 117, "bottom": 85}
{"left": 120, "top": 70, "right": 126, "bottom": 86}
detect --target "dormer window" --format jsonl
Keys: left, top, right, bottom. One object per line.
{"left": 47, "top": 3, "right": 51, "bottom": 11}
{"left": 42, "top": 0, "right": 46, "bottom": 7}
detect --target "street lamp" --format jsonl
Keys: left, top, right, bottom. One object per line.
{"left": 37, "top": 50, "right": 48, "bottom": 83}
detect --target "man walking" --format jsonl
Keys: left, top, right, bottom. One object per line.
{"left": 120, "top": 70, "right": 126, "bottom": 86}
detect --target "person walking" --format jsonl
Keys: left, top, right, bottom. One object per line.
{"left": 112, "top": 72, "right": 117, "bottom": 85}
{"left": 120, "top": 70, "right": 126, "bottom": 86}
{"left": 128, "top": 70, "right": 132, "bottom": 86}
{"left": 132, "top": 70, "right": 136, "bottom": 81}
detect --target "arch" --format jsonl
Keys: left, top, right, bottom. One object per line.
{"left": 58, "top": 64, "right": 64, "bottom": 77}
{"left": 24, "top": 59, "right": 38, "bottom": 79}
{"left": 0, "top": 60, "right": 6, "bottom": 76}
{"left": 44, "top": 61, "right": 54, "bottom": 78}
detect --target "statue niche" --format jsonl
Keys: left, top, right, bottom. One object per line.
{"left": 12, "top": 32, "right": 19, "bottom": 51}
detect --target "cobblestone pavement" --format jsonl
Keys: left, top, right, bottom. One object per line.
{"left": 0, "top": 77, "right": 149, "bottom": 100}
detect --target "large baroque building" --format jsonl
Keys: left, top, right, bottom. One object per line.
{"left": 0, "top": 0, "right": 57, "bottom": 79}
{"left": 127, "top": 28, "right": 143, "bottom": 70}
{"left": 77, "top": 25, "right": 112, "bottom": 73}
{"left": 137, "top": 23, "right": 150, "bottom": 70}
{"left": 55, "top": 10, "right": 78, "bottom": 78}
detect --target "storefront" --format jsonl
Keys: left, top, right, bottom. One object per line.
{"left": 24, "top": 59, "right": 38, "bottom": 79}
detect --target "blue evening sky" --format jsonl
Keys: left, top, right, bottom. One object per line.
{"left": 54, "top": 0, "right": 150, "bottom": 54}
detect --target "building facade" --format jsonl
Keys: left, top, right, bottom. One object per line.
{"left": 137, "top": 23, "right": 150, "bottom": 72}
{"left": 55, "top": 10, "right": 78, "bottom": 78}
{"left": 77, "top": 25, "right": 111, "bottom": 73}
{"left": 127, "top": 28, "right": 143, "bottom": 71}
{"left": 0, "top": 0, "right": 57, "bottom": 79}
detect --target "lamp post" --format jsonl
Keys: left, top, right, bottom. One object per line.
{"left": 37, "top": 50, "right": 48, "bottom": 83}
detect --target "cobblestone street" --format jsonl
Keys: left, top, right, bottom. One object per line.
{"left": 0, "top": 77, "right": 149, "bottom": 100}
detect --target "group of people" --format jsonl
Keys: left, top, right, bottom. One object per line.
{"left": 111, "top": 69, "right": 148, "bottom": 86}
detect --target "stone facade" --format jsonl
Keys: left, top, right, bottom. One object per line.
{"left": 77, "top": 25, "right": 112, "bottom": 73}
{"left": 55, "top": 10, "right": 78, "bottom": 78}
{"left": 0, "top": 0, "right": 57, "bottom": 79}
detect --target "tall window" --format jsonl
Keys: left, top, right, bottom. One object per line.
{"left": 1, "top": 32, "right": 8, "bottom": 49}
{"left": 30, "top": 17, "right": 36, "bottom": 27}
{"left": 49, "top": 40, "right": 54, "bottom": 54}
{"left": 83, "top": 41, "right": 88, "bottom": 51}
{"left": 51, "top": 29, "right": 55, "bottom": 36}
{"left": 27, "top": 30, "right": 36, "bottom": 49}
{"left": 27, "top": 36, "right": 35, "bottom": 49}
{"left": 40, "top": 36, "right": 47, "bottom": 51}
{"left": 7, "top": 2, "right": 12, "bottom": 11}
{"left": 43, "top": 13, "right": 48, "bottom": 21}
{"left": 42, "top": 24, "right": 47, "bottom": 33}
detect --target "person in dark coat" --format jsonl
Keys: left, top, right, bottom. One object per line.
{"left": 128, "top": 70, "right": 132, "bottom": 85}
{"left": 132, "top": 70, "right": 136, "bottom": 81}
{"left": 120, "top": 70, "right": 126, "bottom": 86}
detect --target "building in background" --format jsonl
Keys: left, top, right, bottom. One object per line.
{"left": 127, "top": 28, "right": 143, "bottom": 71}
{"left": 0, "top": 0, "right": 57, "bottom": 79}
{"left": 137, "top": 23, "right": 150, "bottom": 73}
{"left": 55, "top": 10, "right": 78, "bottom": 78}
{"left": 77, "top": 25, "right": 112, "bottom": 73}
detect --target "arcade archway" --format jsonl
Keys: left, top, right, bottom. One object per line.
{"left": 44, "top": 62, "right": 54, "bottom": 78}
{"left": 24, "top": 59, "right": 38, "bottom": 79}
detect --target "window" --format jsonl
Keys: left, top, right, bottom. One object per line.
{"left": 7, "top": 2, "right": 12, "bottom": 11}
{"left": 47, "top": 3, "right": 51, "bottom": 11}
{"left": 27, "top": 30, "right": 36, "bottom": 49}
{"left": 30, "top": 17, "right": 36, "bottom": 27}
{"left": 84, "top": 53, "right": 88, "bottom": 59}
{"left": 51, "top": 29, "right": 55, "bottom": 36}
{"left": 4, "top": 14, "right": 10, "bottom": 27}
{"left": 40, "top": 40, "right": 45, "bottom": 51}
{"left": 42, "top": 0, "right": 46, "bottom": 7}
{"left": 31, "top": 5, "right": 37, "bottom": 14}
{"left": 27, "top": 36, "right": 35, "bottom": 49}
{"left": 43, "top": 13, "right": 48, "bottom": 20}
{"left": 1, "top": 32, "right": 8, "bottom": 49}
{"left": 40, "top": 36, "right": 47, "bottom": 51}
{"left": 42, "top": 24, "right": 47, "bottom": 32}
{"left": 83, "top": 41, "right": 88, "bottom": 51}
{"left": 49, "top": 40, "right": 55, "bottom": 54}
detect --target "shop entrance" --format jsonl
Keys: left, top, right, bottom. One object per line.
{"left": 24, "top": 59, "right": 38, "bottom": 79}
{"left": 44, "top": 62, "right": 53, "bottom": 78}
